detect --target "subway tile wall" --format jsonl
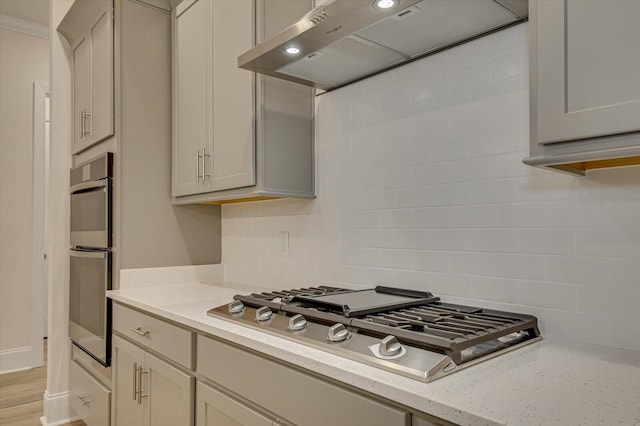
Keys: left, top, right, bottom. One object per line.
{"left": 222, "top": 24, "right": 640, "bottom": 351}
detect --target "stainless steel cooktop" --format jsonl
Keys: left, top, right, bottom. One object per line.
{"left": 208, "top": 286, "right": 541, "bottom": 382}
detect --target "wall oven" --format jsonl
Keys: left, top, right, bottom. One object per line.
{"left": 69, "top": 152, "right": 113, "bottom": 366}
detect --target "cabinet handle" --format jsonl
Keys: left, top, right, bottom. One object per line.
{"left": 76, "top": 395, "right": 91, "bottom": 406}
{"left": 80, "top": 109, "right": 85, "bottom": 139}
{"left": 80, "top": 109, "right": 93, "bottom": 137}
{"left": 203, "top": 147, "right": 211, "bottom": 180}
{"left": 129, "top": 327, "right": 150, "bottom": 337}
{"left": 196, "top": 149, "right": 202, "bottom": 182}
{"left": 200, "top": 148, "right": 205, "bottom": 181}
{"left": 137, "top": 367, "right": 148, "bottom": 405}
{"left": 133, "top": 362, "right": 138, "bottom": 400}
{"left": 83, "top": 111, "right": 93, "bottom": 136}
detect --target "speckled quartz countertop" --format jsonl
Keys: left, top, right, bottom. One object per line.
{"left": 107, "top": 283, "right": 640, "bottom": 426}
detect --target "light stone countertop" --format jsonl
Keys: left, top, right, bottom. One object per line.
{"left": 107, "top": 283, "right": 640, "bottom": 426}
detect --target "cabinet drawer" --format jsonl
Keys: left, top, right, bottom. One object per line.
{"left": 197, "top": 381, "right": 273, "bottom": 426}
{"left": 113, "top": 303, "right": 194, "bottom": 369}
{"left": 70, "top": 360, "right": 111, "bottom": 426}
{"left": 197, "top": 335, "right": 410, "bottom": 426}
{"left": 72, "top": 344, "right": 111, "bottom": 388}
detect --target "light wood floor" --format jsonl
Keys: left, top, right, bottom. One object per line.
{"left": 0, "top": 340, "right": 86, "bottom": 426}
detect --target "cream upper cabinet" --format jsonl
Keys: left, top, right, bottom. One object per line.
{"left": 173, "top": 0, "right": 210, "bottom": 197}
{"left": 209, "top": 0, "right": 255, "bottom": 193}
{"left": 172, "top": 0, "right": 315, "bottom": 204}
{"left": 72, "top": 36, "right": 91, "bottom": 150}
{"left": 61, "top": 0, "right": 115, "bottom": 154}
{"left": 525, "top": 0, "right": 640, "bottom": 175}
{"left": 87, "top": 10, "right": 114, "bottom": 149}
{"left": 173, "top": 0, "right": 254, "bottom": 198}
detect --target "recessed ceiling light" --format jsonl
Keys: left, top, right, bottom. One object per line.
{"left": 374, "top": 0, "right": 397, "bottom": 10}
{"left": 285, "top": 46, "right": 301, "bottom": 55}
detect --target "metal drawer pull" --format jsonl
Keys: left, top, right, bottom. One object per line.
{"left": 137, "top": 367, "right": 148, "bottom": 405}
{"left": 133, "top": 363, "right": 138, "bottom": 400}
{"left": 76, "top": 395, "right": 91, "bottom": 406}
{"left": 129, "top": 327, "right": 150, "bottom": 337}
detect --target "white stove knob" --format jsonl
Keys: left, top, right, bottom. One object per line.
{"left": 255, "top": 306, "right": 273, "bottom": 322}
{"left": 379, "top": 335, "right": 402, "bottom": 357}
{"left": 327, "top": 323, "right": 349, "bottom": 342}
{"left": 288, "top": 314, "right": 307, "bottom": 331}
{"left": 228, "top": 300, "right": 244, "bottom": 314}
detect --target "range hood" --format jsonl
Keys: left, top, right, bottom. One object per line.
{"left": 238, "top": 0, "right": 528, "bottom": 91}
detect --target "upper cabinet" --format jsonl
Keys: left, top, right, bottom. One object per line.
{"left": 524, "top": 0, "right": 640, "bottom": 175}
{"left": 173, "top": 0, "right": 254, "bottom": 197}
{"left": 59, "top": 0, "right": 115, "bottom": 154}
{"left": 172, "top": 0, "right": 315, "bottom": 204}
{"left": 62, "top": 0, "right": 221, "bottom": 275}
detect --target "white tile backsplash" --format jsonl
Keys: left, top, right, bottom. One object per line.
{"left": 221, "top": 24, "right": 640, "bottom": 351}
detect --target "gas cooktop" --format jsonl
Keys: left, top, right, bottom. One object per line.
{"left": 207, "top": 286, "right": 541, "bottom": 382}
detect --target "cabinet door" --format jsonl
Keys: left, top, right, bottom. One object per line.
{"left": 69, "top": 360, "right": 111, "bottom": 426}
{"left": 112, "top": 335, "right": 145, "bottom": 426}
{"left": 70, "top": 0, "right": 114, "bottom": 154}
{"left": 173, "top": 0, "right": 211, "bottom": 196}
{"left": 208, "top": 0, "right": 255, "bottom": 192}
{"left": 196, "top": 381, "right": 272, "bottom": 426}
{"left": 144, "top": 352, "right": 194, "bottom": 426}
{"left": 198, "top": 336, "right": 410, "bottom": 426}
{"left": 72, "top": 36, "right": 91, "bottom": 152}
{"left": 86, "top": 7, "right": 114, "bottom": 146}
{"left": 533, "top": 0, "right": 640, "bottom": 144}
{"left": 412, "top": 412, "right": 456, "bottom": 426}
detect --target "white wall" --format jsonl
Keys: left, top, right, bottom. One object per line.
{"left": 43, "top": 0, "right": 75, "bottom": 424}
{"left": 0, "top": 27, "right": 49, "bottom": 371}
{"left": 222, "top": 24, "right": 640, "bottom": 352}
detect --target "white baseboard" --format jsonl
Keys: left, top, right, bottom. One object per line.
{"left": 41, "top": 390, "right": 80, "bottom": 426}
{"left": 0, "top": 346, "right": 31, "bottom": 374}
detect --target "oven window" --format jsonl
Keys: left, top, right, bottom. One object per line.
{"left": 70, "top": 186, "right": 108, "bottom": 234}
{"left": 69, "top": 252, "right": 108, "bottom": 338}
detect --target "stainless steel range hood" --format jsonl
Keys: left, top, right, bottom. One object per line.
{"left": 238, "top": 0, "right": 528, "bottom": 91}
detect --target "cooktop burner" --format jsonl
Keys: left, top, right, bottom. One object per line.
{"left": 208, "top": 286, "right": 541, "bottom": 382}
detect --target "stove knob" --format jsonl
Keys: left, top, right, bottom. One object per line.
{"left": 228, "top": 300, "right": 245, "bottom": 314}
{"left": 255, "top": 306, "right": 273, "bottom": 322}
{"left": 327, "top": 323, "right": 349, "bottom": 343}
{"left": 288, "top": 314, "right": 307, "bottom": 331}
{"left": 379, "top": 335, "right": 403, "bottom": 357}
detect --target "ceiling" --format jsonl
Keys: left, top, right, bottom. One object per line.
{"left": 0, "top": 0, "right": 49, "bottom": 26}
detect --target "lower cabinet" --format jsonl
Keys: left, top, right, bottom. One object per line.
{"left": 69, "top": 360, "right": 111, "bottom": 426}
{"left": 111, "top": 303, "right": 454, "bottom": 426}
{"left": 196, "top": 381, "right": 273, "bottom": 426}
{"left": 197, "top": 335, "right": 411, "bottom": 426}
{"left": 112, "top": 334, "right": 194, "bottom": 426}
{"left": 69, "top": 343, "right": 112, "bottom": 426}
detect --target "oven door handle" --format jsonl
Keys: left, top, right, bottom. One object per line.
{"left": 69, "top": 249, "right": 108, "bottom": 259}
{"left": 70, "top": 179, "right": 107, "bottom": 195}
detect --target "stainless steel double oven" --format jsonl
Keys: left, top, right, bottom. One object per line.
{"left": 69, "top": 152, "right": 113, "bottom": 366}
